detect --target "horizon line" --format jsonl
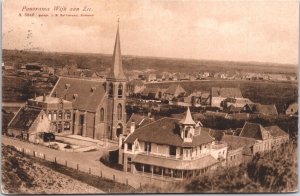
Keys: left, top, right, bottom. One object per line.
{"left": 3, "top": 48, "right": 298, "bottom": 67}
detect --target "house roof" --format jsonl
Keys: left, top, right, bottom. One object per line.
{"left": 50, "top": 77, "right": 106, "bottom": 112}
{"left": 126, "top": 113, "right": 153, "bottom": 128}
{"left": 180, "top": 107, "right": 196, "bottom": 125}
{"left": 82, "top": 70, "right": 97, "bottom": 77}
{"left": 253, "top": 104, "right": 278, "bottom": 115}
{"left": 125, "top": 117, "right": 213, "bottom": 147}
{"left": 8, "top": 107, "right": 42, "bottom": 132}
{"left": 264, "top": 125, "right": 288, "bottom": 138}
{"left": 164, "top": 84, "right": 186, "bottom": 95}
{"left": 28, "top": 96, "right": 72, "bottom": 104}
{"left": 222, "top": 134, "right": 256, "bottom": 152}
{"left": 128, "top": 79, "right": 144, "bottom": 87}
{"left": 133, "top": 154, "right": 218, "bottom": 170}
{"left": 239, "top": 122, "right": 271, "bottom": 140}
{"left": 211, "top": 87, "right": 243, "bottom": 98}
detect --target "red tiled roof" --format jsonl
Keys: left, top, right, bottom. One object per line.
{"left": 125, "top": 117, "right": 213, "bottom": 147}
{"left": 50, "top": 77, "right": 106, "bottom": 112}
{"left": 133, "top": 154, "right": 218, "bottom": 170}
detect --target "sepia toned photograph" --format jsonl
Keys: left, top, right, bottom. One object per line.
{"left": 1, "top": 0, "right": 298, "bottom": 194}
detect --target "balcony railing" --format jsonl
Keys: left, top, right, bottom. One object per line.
{"left": 138, "top": 151, "right": 211, "bottom": 161}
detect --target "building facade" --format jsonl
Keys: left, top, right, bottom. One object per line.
{"left": 49, "top": 24, "right": 127, "bottom": 140}
{"left": 27, "top": 95, "right": 73, "bottom": 134}
{"left": 119, "top": 108, "right": 227, "bottom": 179}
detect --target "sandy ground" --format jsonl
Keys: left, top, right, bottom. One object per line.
{"left": 2, "top": 145, "right": 104, "bottom": 194}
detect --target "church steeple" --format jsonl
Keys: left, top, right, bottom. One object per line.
{"left": 107, "top": 19, "right": 126, "bottom": 81}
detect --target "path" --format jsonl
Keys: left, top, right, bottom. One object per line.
{"left": 2, "top": 137, "right": 173, "bottom": 189}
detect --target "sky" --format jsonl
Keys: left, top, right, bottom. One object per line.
{"left": 3, "top": 0, "right": 299, "bottom": 65}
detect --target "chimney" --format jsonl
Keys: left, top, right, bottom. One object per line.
{"left": 130, "top": 121, "right": 136, "bottom": 133}
{"left": 43, "top": 93, "right": 46, "bottom": 102}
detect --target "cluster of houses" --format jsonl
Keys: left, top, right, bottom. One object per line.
{"left": 126, "top": 71, "right": 297, "bottom": 83}
{"left": 5, "top": 24, "right": 294, "bottom": 181}
{"left": 127, "top": 81, "right": 298, "bottom": 118}
{"left": 118, "top": 107, "right": 289, "bottom": 179}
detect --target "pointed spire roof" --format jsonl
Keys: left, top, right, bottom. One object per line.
{"left": 107, "top": 21, "right": 126, "bottom": 80}
{"left": 180, "top": 107, "right": 196, "bottom": 125}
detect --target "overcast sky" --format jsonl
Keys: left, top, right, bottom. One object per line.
{"left": 3, "top": 0, "right": 299, "bottom": 64}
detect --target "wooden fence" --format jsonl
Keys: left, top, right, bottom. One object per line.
{"left": 13, "top": 146, "right": 172, "bottom": 189}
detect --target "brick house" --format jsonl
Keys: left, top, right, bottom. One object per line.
{"left": 27, "top": 95, "right": 73, "bottom": 134}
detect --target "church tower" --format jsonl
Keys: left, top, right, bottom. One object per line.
{"left": 106, "top": 21, "right": 127, "bottom": 140}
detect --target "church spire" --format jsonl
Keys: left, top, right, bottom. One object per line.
{"left": 180, "top": 107, "right": 196, "bottom": 125}
{"left": 108, "top": 19, "right": 126, "bottom": 80}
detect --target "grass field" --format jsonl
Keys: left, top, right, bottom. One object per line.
{"left": 147, "top": 80, "right": 298, "bottom": 114}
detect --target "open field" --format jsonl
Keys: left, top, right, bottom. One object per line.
{"left": 147, "top": 80, "right": 298, "bottom": 114}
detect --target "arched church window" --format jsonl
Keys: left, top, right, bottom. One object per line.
{"left": 100, "top": 108, "right": 104, "bottom": 122}
{"left": 108, "top": 83, "right": 114, "bottom": 98}
{"left": 118, "top": 84, "right": 123, "bottom": 98}
{"left": 117, "top": 103, "right": 122, "bottom": 120}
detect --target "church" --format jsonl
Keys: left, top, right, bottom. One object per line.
{"left": 49, "top": 24, "right": 127, "bottom": 140}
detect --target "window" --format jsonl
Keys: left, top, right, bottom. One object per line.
{"left": 169, "top": 146, "right": 176, "bottom": 156}
{"left": 58, "top": 111, "right": 63, "bottom": 119}
{"left": 53, "top": 112, "right": 57, "bottom": 120}
{"left": 65, "top": 111, "right": 71, "bottom": 119}
{"left": 118, "top": 84, "right": 123, "bottom": 98}
{"left": 80, "top": 115, "right": 84, "bottom": 125}
{"left": 185, "top": 127, "right": 191, "bottom": 138}
{"left": 100, "top": 108, "right": 104, "bottom": 122}
{"left": 117, "top": 104, "right": 122, "bottom": 120}
{"left": 108, "top": 83, "right": 113, "bottom": 98}
{"left": 127, "top": 143, "right": 132, "bottom": 151}
{"left": 144, "top": 142, "right": 151, "bottom": 152}
{"left": 48, "top": 113, "right": 52, "bottom": 120}
{"left": 185, "top": 130, "right": 189, "bottom": 138}
{"left": 64, "top": 123, "right": 70, "bottom": 130}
